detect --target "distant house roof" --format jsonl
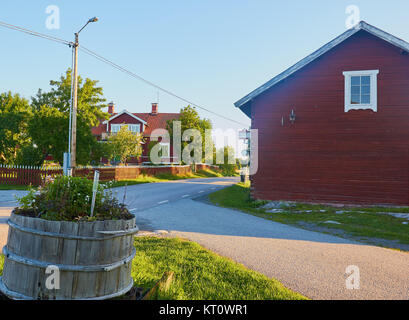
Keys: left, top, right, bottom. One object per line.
{"left": 92, "top": 109, "right": 180, "bottom": 137}
{"left": 102, "top": 110, "right": 147, "bottom": 125}
{"left": 132, "top": 112, "right": 180, "bottom": 135}
{"left": 234, "top": 21, "right": 409, "bottom": 115}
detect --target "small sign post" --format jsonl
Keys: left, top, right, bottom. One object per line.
{"left": 90, "top": 170, "right": 100, "bottom": 217}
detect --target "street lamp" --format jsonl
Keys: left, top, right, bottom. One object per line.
{"left": 68, "top": 17, "right": 98, "bottom": 171}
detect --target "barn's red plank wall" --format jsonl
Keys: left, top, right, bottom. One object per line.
{"left": 251, "top": 30, "right": 409, "bottom": 205}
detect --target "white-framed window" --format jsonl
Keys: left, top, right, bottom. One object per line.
{"left": 111, "top": 123, "right": 142, "bottom": 134}
{"left": 129, "top": 124, "right": 141, "bottom": 133}
{"left": 111, "top": 124, "right": 122, "bottom": 133}
{"left": 343, "top": 70, "right": 379, "bottom": 112}
{"left": 159, "top": 143, "right": 170, "bottom": 158}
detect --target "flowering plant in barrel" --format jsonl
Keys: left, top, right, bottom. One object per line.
{"left": 15, "top": 176, "right": 133, "bottom": 221}
{"left": 0, "top": 176, "right": 138, "bottom": 300}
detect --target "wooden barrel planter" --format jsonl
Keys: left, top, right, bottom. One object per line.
{"left": 0, "top": 212, "right": 138, "bottom": 300}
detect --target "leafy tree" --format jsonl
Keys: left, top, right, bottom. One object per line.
{"left": 32, "top": 69, "right": 107, "bottom": 127}
{"left": 147, "top": 140, "right": 160, "bottom": 163}
{"left": 106, "top": 125, "right": 144, "bottom": 164}
{"left": 166, "top": 105, "right": 213, "bottom": 163}
{"left": 15, "top": 144, "right": 45, "bottom": 167}
{"left": 29, "top": 69, "right": 109, "bottom": 165}
{"left": 216, "top": 146, "right": 238, "bottom": 176}
{"left": 0, "top": 92, "right": 33, "bottom": 165}
{"left": 29, "top": 105, "right": 100, "bottom": 165}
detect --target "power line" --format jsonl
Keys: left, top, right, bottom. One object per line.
{"left": 80, "top": 46, "right": 248, "bottom": 127}
{"left": 0, "top": 20, "right": 71, "bottom": 46}
{"left": 0, "top": 20, "right": 248, "bottom": 127}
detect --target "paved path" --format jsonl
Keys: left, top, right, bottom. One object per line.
{"left": 133, "top": 199, "right": 409, "bottom": 300}
{"left": 0, "top": 208, "right": 12, "bottom": 249}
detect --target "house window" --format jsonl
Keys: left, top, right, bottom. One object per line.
{"left": 343, "top": 70, "right": 379, "bottom": 112}
{"left": 159, "top": 143, "right": 170, "bottom": 158}
{"left": 111, "top": 124, "right": 122, "bottom": 133}
{"left": 129, "top": 124, "right": 141, "bottom": 133}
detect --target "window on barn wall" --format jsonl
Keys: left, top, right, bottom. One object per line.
{"left": 343, "top": 70, "right": 379, "bottom": 112}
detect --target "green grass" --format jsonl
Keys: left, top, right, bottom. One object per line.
{"left": 132, "top": 237, "right": 306, "bottom": 300}
{"left": 0, "top": 185, "right": 31, "bottom": 191}
{"left": 106, "top": 169, "right": 225, "bottom": 188}
{"left": 0, "top": 238, "right": 305, "bottom": 300}
{"left": 0, "top": 254, "right": 3, "bottom": 276}
{"left": 0, "top": 169, "right": 226, "bottom": 191}
{"left": 208, "top": 183, "right": 409, "bottom": 247}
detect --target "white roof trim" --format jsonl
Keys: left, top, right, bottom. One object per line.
{"left": 234, "top": 21, "right": 409, "bottom": 110}
{"left": 102, "top": 109, "right": 147, "bottom": 125}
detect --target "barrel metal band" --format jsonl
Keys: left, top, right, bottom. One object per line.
{"left": 0, "top": 276, "right": 134, "bottom": 300}
{"left": 2, "top": 246, "right": 136, "bottom": 272}
{"left": 7, "top": 220, "right": 139, "bottom": 241}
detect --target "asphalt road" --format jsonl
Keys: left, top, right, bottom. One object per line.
{"left": 110, "top": 177, "right": 239, "bottom": 212}
{"left": 134, "top": 199, "right": 409, "bottom": 300}
{"left": 0, "top": 190, "right": 28, "bottom": 207}
{"left": 0, "top": 177, "right": 239, "bottom": 210}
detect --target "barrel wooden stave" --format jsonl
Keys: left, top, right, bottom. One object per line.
{"left": 1, "top": 213, "right": 137, "bottom": 300}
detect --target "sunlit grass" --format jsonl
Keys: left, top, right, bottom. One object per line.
{"left": 106, "top": 169, "right": 224, "bottom": 188}
{"left": 0, "top": 254, "right": 3, "bottom": 276}
{"left": 209, "top": 183, "right": 409, "bottom": 246}
{"left": 132, "top": 237, "right": 306, "bottom": 300}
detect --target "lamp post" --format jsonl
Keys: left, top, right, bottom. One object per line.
{"left": 69, "top": 17, "right": 98, "bottom": 170}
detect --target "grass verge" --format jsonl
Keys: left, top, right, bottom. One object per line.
{"left": 0, "top": 237, "right": 305, "bottom": 300}
{"left": 0, "top": 169, "right": 227, "bottom": 191}
{"left": 105, "top": 169, "right": 225, "bottom": 189}
{"left": 132, "top": 236, "right": 306, "bottom": 300}
{"left": 0, "top": 185, "right": 31, "bottom": 191}
{"left": 208, "top": 183, "right": 409, "bottom": 248}
{"left": 0, "top": 254, "right": 3, "bottom": 276}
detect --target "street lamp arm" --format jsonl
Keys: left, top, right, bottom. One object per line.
{"left": 77, "top": 21, "right": 90, "bottom": 35}
{"left": 77, "top": 17, "right": 98, "bottom": 35}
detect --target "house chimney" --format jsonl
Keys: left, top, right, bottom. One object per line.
{"left": 151, "top": 103, "right": 158, "bottom": 115}
{"left": 108, "top": 102, "right": 115, "bottom": 115}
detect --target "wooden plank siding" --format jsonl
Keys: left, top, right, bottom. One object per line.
{"left": 250, "top": 30, "right": 409, "bottom": 206}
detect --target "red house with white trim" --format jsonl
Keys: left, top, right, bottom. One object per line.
{"left": 235, "top": 21, "right": 409, "bottom": 206}
{"left": 92, "top": 102, "right": 180, "bottom": 164}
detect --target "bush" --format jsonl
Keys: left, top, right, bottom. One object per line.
{"left": 14, "top": 176, "right": 133, "bottom": 221}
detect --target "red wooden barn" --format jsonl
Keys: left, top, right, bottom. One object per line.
{"left": 235, "top": 21, "right": 409, "bottom": 206}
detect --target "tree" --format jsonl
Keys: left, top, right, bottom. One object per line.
{"left": 166, "top": 105, "right": 213, "bottom": 163}
{"left": 32, "top": 69, "right": 107, "bottom": 127}
{"left": 106, "top": 125, "right": 144, "bottom": 165}
{"left": 0, "top": 92, "right": 33, "bottom": 165}
{"left": 15, "top": 144, "right": 45, "bottom": 167}
{"left": 216, "top": 146, "right": 237, "bottom": 176}
{"left": 30, "top": 69, "right": 109, "bottom": 165}
{"left": 147, "top": 140, "right": 159, "bottom": 164}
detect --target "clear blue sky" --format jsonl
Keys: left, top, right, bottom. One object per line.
{"left": 1, "top": 0, "right": 409, "bottom": 135}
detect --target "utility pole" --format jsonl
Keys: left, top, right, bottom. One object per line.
{"left": 68, "top": 17, "right": 98, "bottom": 170}
{"left": 70, "top": 32, "right": 79, "bottom": 168}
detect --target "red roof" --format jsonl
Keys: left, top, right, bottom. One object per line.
{"left": 134, "top": 113, "right": 180, "bottom": 135}
{"left": 91, "top": 111, "right": 180, "bottom": 137}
